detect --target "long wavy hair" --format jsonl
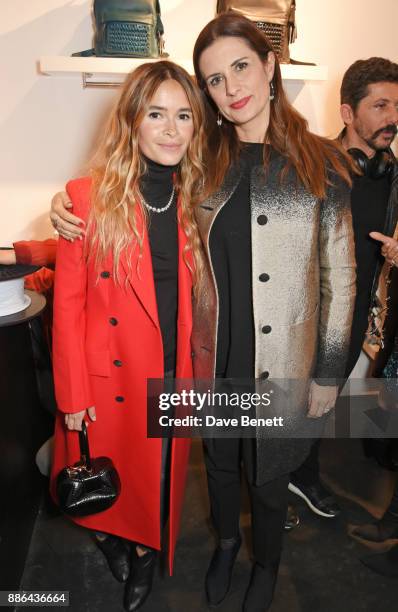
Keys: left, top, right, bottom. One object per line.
{"left": 86, "top": 61, "right": 206, "bottom": 288}
{"left": 193, "top": 13, "right": 353, "bottom": 198}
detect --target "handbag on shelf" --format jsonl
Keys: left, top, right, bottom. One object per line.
{"left": 56, "top": 421, "right": 121, "bottom": 517}
{"left": 73, "top": 0, "right": 166, "bottom": 58}
{"left": 216, "top": 0, "right": 313, "bottom": 65}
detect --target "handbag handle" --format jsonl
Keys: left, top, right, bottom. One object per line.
{"left": 78, "top": 421, "right": 92, "bottom": 471}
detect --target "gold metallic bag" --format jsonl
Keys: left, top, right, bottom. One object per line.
{"left": 216, "top": 0, "right": 298, "bottom": 63}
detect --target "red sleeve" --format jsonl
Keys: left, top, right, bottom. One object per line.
{"left": 25, "top": 268, "right": 54, "bottom": 294}
{"left": 13, "top": 239, "right": 57, "bottom": 268}
{"left": 52, "top": 178, "right": 93, "bottom": 414}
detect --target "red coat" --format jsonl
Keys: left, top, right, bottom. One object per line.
{"left": 50, "top": 178, "right": 192, "bottom": 573}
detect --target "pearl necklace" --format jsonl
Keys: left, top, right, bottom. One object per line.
{"left": 141, "top": 186, "right": 175, "bottom": 214}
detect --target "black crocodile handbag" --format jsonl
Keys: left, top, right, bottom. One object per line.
{"left": 56, "top": 421, "right": 121, "bottom": 517}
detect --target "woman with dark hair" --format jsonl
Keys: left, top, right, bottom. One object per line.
{"left": 50, "top": 60, "right": 206, "bottom": 612}
{"left": 189, "top": 13, "right": 355, "bottom": 611}
{"left": 50, "top": 13, "right": 356, "bottom": 611}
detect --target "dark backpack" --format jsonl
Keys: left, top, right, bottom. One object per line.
{"left": 73, "top": 0, "right": 165, "bottom": 58}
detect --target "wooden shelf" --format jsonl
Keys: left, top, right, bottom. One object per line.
{"left": 39, "top": 56, "right": 328, "bottom": 85}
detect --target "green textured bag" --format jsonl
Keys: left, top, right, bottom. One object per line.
{"left": 73, "top": 0, "right": 165, "bottom": 58}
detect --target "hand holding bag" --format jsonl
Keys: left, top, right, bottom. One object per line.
{"left": 56, "top": 421, "right": 121, "bottom": 517}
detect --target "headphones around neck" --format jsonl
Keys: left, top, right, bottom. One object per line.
{"left": 348, "top": 147, "right": 394, "bottom": 180}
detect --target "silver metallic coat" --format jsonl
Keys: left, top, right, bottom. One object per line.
{"left": 192, "top": 151, "right": 356, "bottom": 484}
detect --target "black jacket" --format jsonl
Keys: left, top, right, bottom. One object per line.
{"left": 369, "top": 153, "right": 398, "bottom": 313}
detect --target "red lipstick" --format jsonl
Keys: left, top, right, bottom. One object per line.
{"left": 230, "top": 96, "right": 251, "bottom": 110}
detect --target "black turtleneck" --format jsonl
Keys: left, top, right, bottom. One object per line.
{"left": 140, "top": 157, "right": 178, "bottom": 373}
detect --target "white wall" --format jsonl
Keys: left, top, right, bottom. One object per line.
{"left": 1, "top": 0, "right": 398, "bottom": 244}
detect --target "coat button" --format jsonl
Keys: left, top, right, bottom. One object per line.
{"left": 260, "top": 371, "right": 269, "bottom": 380}
{"left": 259, "top": 273, "right": 270, "bottom": 282}
{"left": 101, "top": 271, "right": 110, "bottom": 278}
{"left": 257, "top": 215, "right": 268, "bottom": 225}
{"left": 115, "top": 396, "right": 124, "bottom": 402}
{"left": 109, "top": 317, "right": 118, "bottom": 326}
{"left": 262, "top": 325, "right": 272, "bottom": 334}
{"left": 113, "top": 360, "right": 122, "bottom": 367}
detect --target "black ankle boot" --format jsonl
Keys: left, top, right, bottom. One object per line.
{"left": 95, "top": 534, "right": 130, "bottom": 582}
{"left": 242, "top": 563, "right": 277, "bottom": 612}
{"left": 124, "top": 547, "right": 157, "bottom": 612}
{"left": 205, "top": 535, "right": 241, "bottom": 607}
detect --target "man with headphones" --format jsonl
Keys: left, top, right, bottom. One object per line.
{"left": 289, "top": 57, "right": 398, "bottom": 520}
{"left": 340, "top": 57, "right": 398, "bottom": 377}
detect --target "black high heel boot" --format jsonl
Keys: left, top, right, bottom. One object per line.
{"left": 124, "top": 547, "right": 157, "bottom": 612}
{"left": 205, "top": 535, "right": 241, "bottom": 607}
{"left": 95, "top": 534, "right": 130, "bottom": 582}
{"left": 242, "top": 563, "right": 277, "bottom": 612}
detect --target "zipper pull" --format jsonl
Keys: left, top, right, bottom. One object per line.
{"left": 289, "top": 1, "right": 297, "bottom": 43}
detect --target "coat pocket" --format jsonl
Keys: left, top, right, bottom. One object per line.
{"left": 86, "top": 350, "right": 111, "bottom": 377}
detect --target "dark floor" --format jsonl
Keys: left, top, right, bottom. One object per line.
{"left": 18, "top": 439, "right": 398, "bottom": 612}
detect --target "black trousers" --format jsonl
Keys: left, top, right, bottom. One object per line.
{"left": 203, "top": 437, "right": 289, "bottom": 569}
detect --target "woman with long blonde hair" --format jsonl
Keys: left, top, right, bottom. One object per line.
{"left": 50, "top": 60, "right": 205, "bottom": 612}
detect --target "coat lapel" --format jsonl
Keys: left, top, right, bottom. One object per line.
{"left": 119, "top": 197, "right": 194, "bottom": 331}
{"left": 195, "top": 164, "right": 242, "bottom": 247}
{"left": 176, "top": 200, "right": 193, "bottom": 328}
{"left": 119, "top": 204, "right": 159, "bottom": 329}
